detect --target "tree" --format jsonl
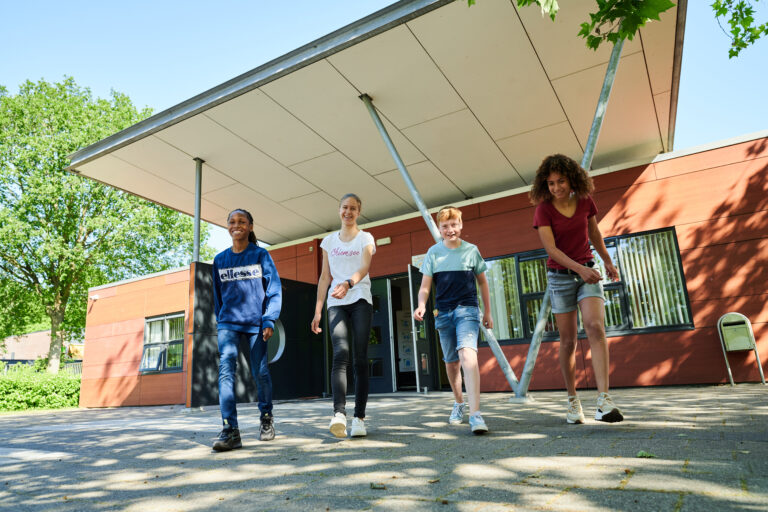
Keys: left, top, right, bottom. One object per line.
{"left": 469, "top": 1, "right": 767, "bottom": 57}
{"left": 0, "top": 78, "right": 215, "bottom": 372}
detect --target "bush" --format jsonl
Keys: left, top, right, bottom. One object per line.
{"left": 0, "top": 364, "right": 80, "bottom": 411}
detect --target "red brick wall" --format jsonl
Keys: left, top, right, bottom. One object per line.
{"left": 80, "top": 268, "right": 190, "bottom": 407}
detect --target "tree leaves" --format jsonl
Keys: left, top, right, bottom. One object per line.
{"left": 0, "top": 78, "right": 215, "bottom": 369}
{"left": 712, "top": 0, "right": 768, "bottom": 57}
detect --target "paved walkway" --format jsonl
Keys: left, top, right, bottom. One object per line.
{"left": 0, "top": 384, "right": 766, "bottom": 511}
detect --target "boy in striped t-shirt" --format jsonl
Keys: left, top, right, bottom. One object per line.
{"left": 413, "top": 206, "right": 493, "bottom": 434}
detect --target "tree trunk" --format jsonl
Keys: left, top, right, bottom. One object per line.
{"left": 46, "top": 309, "right": 65, "bottom": 374}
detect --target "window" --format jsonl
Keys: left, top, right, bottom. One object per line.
{"left": 481, "top": 228, "right": 692, "bottom": 342}
{"left": 140, "top": 313, "right": 185, "bottom": 372}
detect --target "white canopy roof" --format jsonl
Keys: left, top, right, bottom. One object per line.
{"left": 69, "top": 0, "right": 685, "bottom": 244}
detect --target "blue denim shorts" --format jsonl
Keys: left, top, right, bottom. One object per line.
{"left": 547, "top": 271, "right": 605, "bottom": 314}
{"left": 434, "top": 305, "right": 481, "bottom": 363}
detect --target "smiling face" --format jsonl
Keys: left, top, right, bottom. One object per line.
{"left": 339, "top": 196, "right": 361, "bottom": 227}
{"left": 546, "top": 171, "right": 572, "bottom": 201}
{"left": 227, "top": 211, "right": 252, "bottom": 243}
{"left": 438, "top": 217, "right": 462, "bottom": 242}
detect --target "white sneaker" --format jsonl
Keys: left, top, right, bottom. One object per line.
{"left": 566, "top": 396, "right": 586, "bottom": 424}
{"left": 469, "top": 412, "right": 488, "bottom": 435}
{"left": 448, "top": 402, "right": 467, "bottom": 425}
{"left": 329, "top": 412, "right": 347, "bottom": 438}
{"left": 595, "top": 392, "right": 624, "bottom": 423}
{"left": 350, "top": 417, "right": 367, "bottom": 437}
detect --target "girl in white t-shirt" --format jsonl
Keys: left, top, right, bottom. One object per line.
{"left": 311, "top": 193, "right": 376, "bottom": 438}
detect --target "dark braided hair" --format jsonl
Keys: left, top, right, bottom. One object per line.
{"left": 529, "top": 154, "right": 594, "bottom": 205}
{"left": 228, "top": 208, "right": 258, "bottom": 245}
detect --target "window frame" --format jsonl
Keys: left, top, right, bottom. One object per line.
{"left": 140, "top": 312, "right": 185, "bottom": 374}
{"left": 480, "top": 226, "right": 694, "bottom": 346}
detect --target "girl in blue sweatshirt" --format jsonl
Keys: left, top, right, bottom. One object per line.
{"left": 211, "top": 208, "right": 282, "bottom": 451}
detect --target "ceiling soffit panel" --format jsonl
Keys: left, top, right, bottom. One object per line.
{"left": 375, "top": 160, "right": 463, "bottom": 209}
{"left": 403, "top": 109, "right": 525, "bottom": 198}
{"left": 78, "top": 156, "right": 195, "bottom": 215}
{"left": 289, "top": 151, "right": 411, "bottom": 221}
{"left": 653, "top": 90, "right": 671, "bottom": 152}
{"left": 200, "top": 200, "right": 232, "bottom": 229}
{"left": 282, "top": 191, "right": 344, "bottom": 232}
{"left": 517, "top": 0, "right": 642, "bottom": 80}
{"left": 154, "top": 114, "right": 318, "bottom": 202}
{"left": 203, "top": 184, "right": 321, "bottom": 242}
{"left": 111, "top": 136, "right": 234, "bottom": 195}
{"left": 553, "top": 52, "right": 663, "bottom": 168}
{"left": 327, "top": 25, "right": 465, "bottom": 130}
{"left": 205, "top": 89, "right": 335, "bottom": 167}
{"left": 260, "top": 59, "right": 425, "bottom": 175}
{"left": 496, "top": 122, "right": 584, "bottom": 183}
{"left": 638, "top": 5, "right": 678, "bottom": 96}
{"left": 407, "top": 0, "right": 564, "bottom": 141}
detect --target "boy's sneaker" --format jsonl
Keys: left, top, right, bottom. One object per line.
{"left": 469, "top": 412, "right": 488, "bottom": 435}
{"left": 566, "top": 396, "right": 586, "bottom": 424}
{"left": 448, "top": 402, "right": 467, "bottom": 425}
{"left": 212, "top": 427, "right": 242, "bottom": 452}
{"left": 595, "top": 392, "right": 624, "bottom": 423}
{"left": 329, "top": 412, "right": 347, "bottom": 438}
{"left": 259, "top": 414, "right": 275, "bottom": 441}
{"left": 350, "top": 417, "right": 367, "bottom": 437}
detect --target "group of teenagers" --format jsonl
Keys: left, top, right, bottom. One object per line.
{"left": 210, "top": 154, "right": 624, "bottom": 452}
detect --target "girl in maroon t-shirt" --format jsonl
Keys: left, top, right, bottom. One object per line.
{"left": 530, "top": 154, "right": 624, "bottom": 424}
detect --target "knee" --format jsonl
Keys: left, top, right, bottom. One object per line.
{"left": 559, "top": 337, "right": 577, "bottom": 352}
{"left": 584, "top": 319, "right": 606, "bottom": 339}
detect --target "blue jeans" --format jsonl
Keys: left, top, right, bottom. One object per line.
{"left": 217, "top": 329, "right": 272, "bottom": 428}
{"left": 435, "top": 305, "right": 481, "bottom": 363}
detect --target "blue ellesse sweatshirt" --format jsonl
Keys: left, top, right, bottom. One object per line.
{"left": 212, "top": 243, "right": 282, "bottom": 333}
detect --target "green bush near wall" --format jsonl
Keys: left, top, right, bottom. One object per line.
{"left": 0, "top": 364, "right": 80, "bottom": 411}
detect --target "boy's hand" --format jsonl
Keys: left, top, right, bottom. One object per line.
{"left": 482, "top": 311, "right": 493, "bottom": 330}
{"left": 262, "top": 327, "right": 273, "bottom": 341}
{"left": 413, "top": 305, "right": 426, "bottom": 322}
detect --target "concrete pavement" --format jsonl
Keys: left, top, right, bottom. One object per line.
{"left": 0, "top": 384, "right": 766, "bottom": 511}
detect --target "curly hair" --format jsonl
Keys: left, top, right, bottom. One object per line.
{"left": 528, "top": 154, "right": 594, "bottom": 204}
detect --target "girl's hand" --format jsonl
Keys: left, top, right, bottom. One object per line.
{"left": 482, "top": 311, "right": 494, "bottom": 329}
{"left": 413, "top": 305, "right": 426, "bottom": 322}
{"left": 605, "top": 262, "right": 620, "bottom": 282}
{"left": 330, "top": 282, "right": 349, "bottom": 299}
{"left": 311, "top": 313, "right": 322, "bottom": 334}
{"left": 578, "top": 265, "right": 603, "bottom": 284}
{"left": 262, "top": 327, "right": 273, "bottom": 341}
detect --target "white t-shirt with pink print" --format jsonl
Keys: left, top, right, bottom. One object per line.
{"left": 320, "top": 230, "right": 376, "bottom": 308}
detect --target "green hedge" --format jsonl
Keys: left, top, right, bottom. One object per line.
{"left": 0, "top": 364, "right": 80, "bottom": 411}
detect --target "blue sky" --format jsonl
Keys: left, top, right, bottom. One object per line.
{"left": 2, "top": 1, "right": 766, "bottom": 251}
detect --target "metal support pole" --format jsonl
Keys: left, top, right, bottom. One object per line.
{"left": 359, "top": 94, "right": 442, "bottom": 243}
{"left": 193, "top": 157, "right": 204, "bottom": 262}
{"left": 515, "top": 40, "right": 625, "bottom": 399}
{"left": 360, "top": 93, "right": 520, "bottom": 395}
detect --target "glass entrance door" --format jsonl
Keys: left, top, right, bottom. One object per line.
{"left": 407, "top": 265, "right": 440, "bottom": 391}
{"left": 369, "top": 278, "right": 394, "bottom": 393}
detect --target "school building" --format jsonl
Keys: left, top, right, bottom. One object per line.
{"left": 68, "top": 0, "right": 766, "bottom": 408}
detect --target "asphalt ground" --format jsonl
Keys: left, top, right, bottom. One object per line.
{"left": 0, "top": 384, "right": 766, "bottom": 511}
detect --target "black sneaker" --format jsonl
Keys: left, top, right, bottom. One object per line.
{"left": 212, "top": 428, "right": 242, "bottom": 452}
{"left": 260, "top": 414, "right": 275, "bottom": 441}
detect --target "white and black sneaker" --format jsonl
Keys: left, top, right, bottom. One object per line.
{"left": 595, "top": 392, "right": 624, "bottom": 423}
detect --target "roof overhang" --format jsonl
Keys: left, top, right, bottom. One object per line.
{"left": 69, "top": 0, "right": 686, "bottom": 244}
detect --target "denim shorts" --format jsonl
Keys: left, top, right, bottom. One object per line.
{"left": 434, "top": 305, "right": 481, "bottom": 363}
{"left": 547, "top": 271, "right": 604, "bottom": 314}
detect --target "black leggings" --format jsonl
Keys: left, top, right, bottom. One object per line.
{"left": 328, "top": 299, "right": 373, "bottom": 418}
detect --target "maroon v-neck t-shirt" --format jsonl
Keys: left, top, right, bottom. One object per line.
{"left": 533, "top": 196, "right": 597, "bottom": 270}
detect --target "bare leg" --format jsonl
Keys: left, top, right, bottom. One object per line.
{"left": 579, "top": 297, "right": 610, "bottom": 394}
{"left": 555, "top": 310, "right": 579, "bottom": 396}
{"left": 445, "top": 360, "right": 463, "bottom": 403}
{"left": 458, "top": 348, "right": 481, "bottom": 414}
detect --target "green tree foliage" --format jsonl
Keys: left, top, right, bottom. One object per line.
{"left": 469, "top": 1, "right": 767, "bottom": 57}
{"left": 0, "top": 78, "right": 215, "bottom": 372}
{"left": 713, "top": 0, "right": 768, "bottom": 57}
